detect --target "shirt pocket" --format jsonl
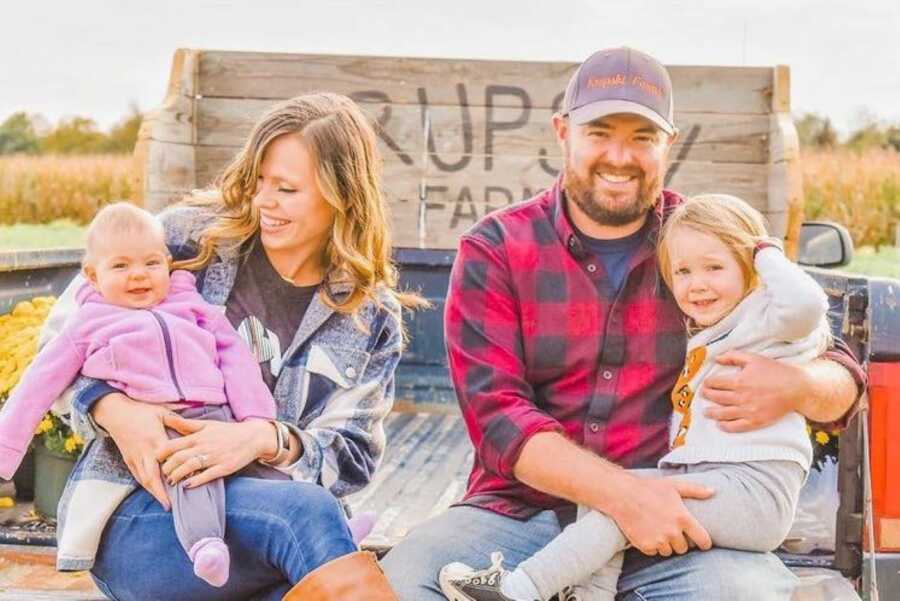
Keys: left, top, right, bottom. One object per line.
{"left": 304, "top": 343, "right": 372, "bottom": 389}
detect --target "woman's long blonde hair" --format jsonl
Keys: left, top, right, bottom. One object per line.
{"left": 658, "top": 193, "right": 770, "bottom": 294}
{"left": 177, "top": 92, "right": 425, "bottom": 320}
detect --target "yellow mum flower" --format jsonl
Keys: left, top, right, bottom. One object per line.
{"left": 815, "top": 431, "right": 830, "bottom": 445}
{"left": 64, "top": 433, "right": 84, "bottom": 454}
{"left": 35, "top": 416, "right": 54, "bottom": 435}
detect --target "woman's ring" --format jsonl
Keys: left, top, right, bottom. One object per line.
{"left": 197, "top": 454, "right": 208, "bottom": 469}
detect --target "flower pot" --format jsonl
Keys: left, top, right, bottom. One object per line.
{"left": 12, "top": 446, "right": 35, "bottom": 501}
{"left": 34, "top": 443, "right": 76, "bottom": 519}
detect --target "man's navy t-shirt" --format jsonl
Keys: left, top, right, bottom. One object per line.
{"left": 575, "top": 220, "right": 649, "bottom": 292}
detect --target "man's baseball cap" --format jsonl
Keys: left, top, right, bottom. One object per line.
{"left": 562, "top": 47, "right": 676, "bottom": 135}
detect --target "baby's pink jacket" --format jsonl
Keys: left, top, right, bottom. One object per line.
{"left": 0, "top": 270, "right": 275, "bottom": 479}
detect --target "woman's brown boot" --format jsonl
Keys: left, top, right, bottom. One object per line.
{"left": 282, "top": 551, "right": 399, "bottom": 600}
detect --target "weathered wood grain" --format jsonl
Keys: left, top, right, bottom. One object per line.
{"left": 194, "top": 146, "right": 770, "bottom": 201}
{"left": 197, "top": 51, "right": 775, "bottom": 114}
{"left": 769, "top": 112, "right": 803, "bottom": 252}
{"left": 144, "top": 141, "right": 195, "bottom": 191}
{"left": 134, "top": 49, "right": 200, "bottom": 209}
{"left": 199, "top": 52, "right": 575, "bottom": 109}
{"left": 383, "top": 159, "right": 770, "bottom": 249}
{"left": 196, "top": 97, "right": 771, "bottom": 163}
{"left": 136, "top": 50, "right": 800, "bottom": 248}
{"left": 772, "top": 65, "right": 792, "bottom": 113}
{"left": 189, "top": 145, "right": 773, "bottom": 248}
{"left": 349, "top": 413, "right": 472, "bottom": 547}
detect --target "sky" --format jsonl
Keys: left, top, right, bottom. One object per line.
{"left": 2, "top": 0, "right": 898, "bottom": 136}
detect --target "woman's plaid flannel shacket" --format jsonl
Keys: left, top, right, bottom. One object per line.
{"left": 51, "top": 205, "right": 403, "bottom": 570}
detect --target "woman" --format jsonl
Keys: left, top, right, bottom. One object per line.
{"left": 48, "top": 93, "right": 421, "bottom": 600}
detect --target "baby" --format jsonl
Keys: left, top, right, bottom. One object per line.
{"left": 0, "top": 202, "right": 277, "bottom": 587}
{"left": 439, "top": 194, "right": 831, "bottom": 601}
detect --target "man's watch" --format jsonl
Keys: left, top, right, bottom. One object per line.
{"left": 259, "top": 420, "right": 292, "bottom": 466}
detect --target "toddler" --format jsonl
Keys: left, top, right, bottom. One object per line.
{"left": 438, "top": 194, "right": 830, "bottom": 601}
{"left": 0, "top": 202, "right": 279, "bottom": 588}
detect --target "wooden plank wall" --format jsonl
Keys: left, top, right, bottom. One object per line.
{"left": 135, "top": 50, "right": 803, "bottom": 250}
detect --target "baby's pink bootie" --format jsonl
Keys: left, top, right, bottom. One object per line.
{"left": 189, "top": 537, "right": 230, "bottom": 587}
{"left": 348, "top": 511, "right": 377, "bottom": 544}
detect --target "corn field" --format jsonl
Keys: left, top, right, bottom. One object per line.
{"left": 802, "top": 148, "right": 900, "bottom": 248}
{"left": 0, "top": 154, "right": 138, "bottom": 225}
{"left": 0, "top": 150, "right": 898, "bottom": 247}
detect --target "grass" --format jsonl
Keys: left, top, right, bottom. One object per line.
{"left": 0, "top": 220, "right": 86, "bottom": 250}
{"left": 842, "top": 245, "right": 900, "bottom": 279}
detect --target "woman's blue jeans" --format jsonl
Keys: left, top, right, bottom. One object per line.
{"left": 91, "top": 477, "right": 356, "bottom": 601}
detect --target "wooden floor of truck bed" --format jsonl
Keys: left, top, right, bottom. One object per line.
{"left": 349, "top": 411, "right": 473, "bottom": 550}
{"left": 0, "top": 412, "right": 859, "bottom": 600}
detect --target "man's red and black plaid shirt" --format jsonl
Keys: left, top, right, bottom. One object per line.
{"left": 445, "top": 177, "right": 864, "bottom": 521}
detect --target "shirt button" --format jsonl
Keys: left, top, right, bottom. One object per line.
{"left": 602, "top": 370, "right": 613, "bottom": 380}
{"left": 345, "top": 367, "right": 357, "bottom": 379}
{"left": 587, "top": 264, "right": 597, "bottom": 273}
{"left": 589, "top": 423, "right": 600, "bottom": 433}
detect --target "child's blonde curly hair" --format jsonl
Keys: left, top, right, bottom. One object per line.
{"left": 658, "top": 193, "right": 770, "bottom": 295}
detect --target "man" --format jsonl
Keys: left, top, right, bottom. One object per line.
{"left": 381, "top": 47, "right": 863, "bottom": 601}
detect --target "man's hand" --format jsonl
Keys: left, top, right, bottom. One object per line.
{"left": 607, "top": 474, "right": 714, "bottom": 556}
{"left": 703, "top": 350, "right": 808, "bottom": 433}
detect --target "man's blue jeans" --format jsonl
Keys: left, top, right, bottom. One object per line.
{"left": 381, "top": 505, "right": 799, "bottom": 600}
{"left": 90, "top": 477, "right": 356, "bottom": 601}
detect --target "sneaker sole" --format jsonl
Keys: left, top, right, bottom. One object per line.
{"left": 438, "top": 568, "right": 475, "bottom": 601}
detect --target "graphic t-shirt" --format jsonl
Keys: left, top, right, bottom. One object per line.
{"left": 225, "top": 237, "right": 319, "bottom": 391}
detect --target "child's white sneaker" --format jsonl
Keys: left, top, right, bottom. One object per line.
{"left": 439, "top": 552, "right": 525, "bottom": 601}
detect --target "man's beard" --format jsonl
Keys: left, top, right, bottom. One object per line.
{"left": 563, "top": 161, "right": 664, "bottom": 226}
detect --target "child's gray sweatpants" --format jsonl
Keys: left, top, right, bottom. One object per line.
{"left": 517, "top": 459, "right": 805, "bottom": 601}
{"left": 162, "top": 405, "right": 284, "bottom": 558}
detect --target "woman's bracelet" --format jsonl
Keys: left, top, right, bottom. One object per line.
{"left": 259, "top": 420, "right": 292, "bottom": 466}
